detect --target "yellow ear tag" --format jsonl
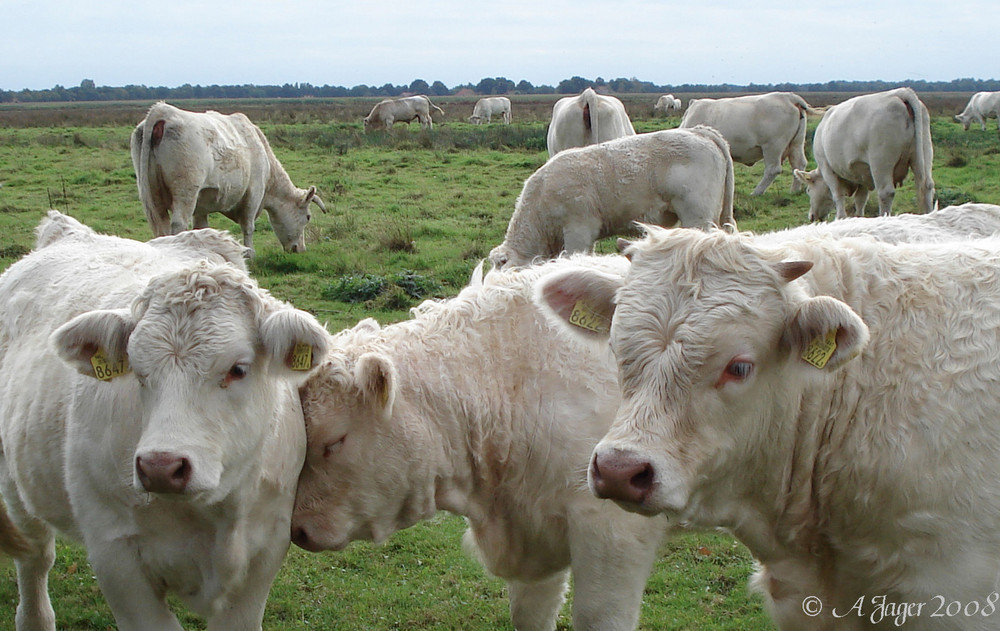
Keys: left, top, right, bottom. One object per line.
{"left": 90, "top": 348, "right": 130, "bottom": 381}
{"left": 290, "top": 342, "right": 313, "bottom": 371}
{"left": 568, "top": 301, "right": 610, "bottom": 334}
{"left": 801, "top": 330, "right": 837, "bottom": 369}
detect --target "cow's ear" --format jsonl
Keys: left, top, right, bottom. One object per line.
{"left": 784, "top": 296, "right": 869, "bottom": 370}
{"left": 51, "top": 309, "right": 135, "bottom": 379}
{"left": 260, "top": 308, "right": 330, "bottom": 380}
{"left": 535, "top": 267, "right": 623, "bottom": 342}
{"left": 354, "top": 352, "right": 396, "bottom": 420}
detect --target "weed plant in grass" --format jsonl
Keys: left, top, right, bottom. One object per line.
{"left": 1, "top": 101, "right": 999, "bottom": 629}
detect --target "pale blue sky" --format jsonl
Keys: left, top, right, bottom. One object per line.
{"left": 2, "top": 0, "right": 993, "bottom": 91}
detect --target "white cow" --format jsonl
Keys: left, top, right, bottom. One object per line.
{"left": 536, "top": 226, "right": 1000, "bottom": 631}
{"left": 0, "top": 211, "right": 329, "bottom": 631}
{"left": 468, "top": 96, "right": 512, "bottom": 124}
{"left": 489, "top": 126, "right": 735, "bottom": 270}
{"left": 291, "top": 257, "right": 670, "bottom": 631}
{"left": 680, "top": 92, "right": 818, "bottom": 195}
{"left": 794, "top": 87, "right": 935, "bottom": 221}
{"left": 363, "top": 94, "right": 445, "bottom": 131}
{"left": 955, "top": 91, "right": 1000, "bottom": 131}
{"left": 546, "top": 88, "right": 636, "bottom": 157}
{"left": 130, "top": 101, "right": 326, "bottom": 257}
{"left": 653, "top": 94, "right": 682, "bottom": 115}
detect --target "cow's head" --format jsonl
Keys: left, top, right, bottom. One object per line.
{"left": 535, "top": 228, "right": 868, "bottom": 519}
{"left": 793, "top": 169, "right": 835, "bottom": 222}
{"left": 954, "top": 112, "right": 972, "bottom": 131}
{"left": 268, "top": 186, "right": 325, "bottom": 254}
{"left": 51, "top": 261, "right": 329, "bottom": 502}
{"left": 291, "top": 319, "right": 439, "bottom": 552}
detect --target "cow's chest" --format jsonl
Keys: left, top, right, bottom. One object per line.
{"left": 468, "top": 507, "right": 571, "bottom": 581}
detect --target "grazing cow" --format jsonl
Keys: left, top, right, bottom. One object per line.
{"left": 363, "top": 95, "right": 445, "bottom": 131}
{"left": 130, "top": 101, "right": 326, "bottom": 257}
{"left": 794, "top": 87, "right": 935, "bottom": 221}
{"left": 489, "top": 126, "right": 735, "bottom": 270}
{"left": 536, "top": 225, "right": 1000, "bottom": 631}
{"left": 955, "top": 91, "right": 1000, "bottom": 131}
{"left": 468, "top": 96, "right": 512, "bottom": 124}
{"left": 653, "top": 94, "right": 682, "bottom": 115}
{"left": 0, "top": 212, "right": 329, "bottom": 631}
{"left": 291, "top": 257, "right": 671, "bottom": 631}
{"left": 680, "top": 92, "right": 818, "bottom": 195}
{"left": 546, "top": 88, "right": 635, "bottom": 156}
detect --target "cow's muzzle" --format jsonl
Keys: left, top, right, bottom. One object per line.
{"left": 136, "top": 451, "right": 192, "bottom": 494}
{"left": 590, "top": 449, "right": 655, "bottom": 507}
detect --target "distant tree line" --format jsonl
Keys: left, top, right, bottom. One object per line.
{"left": 4, "top": 75, "right": 1000, "bottom": 104}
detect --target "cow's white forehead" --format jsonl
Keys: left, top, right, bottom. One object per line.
{"left": 127, "top": 263, "right": 269, "bottom": 374}
{"left": 613, "top": 228, "right": 790, "bottom": 371}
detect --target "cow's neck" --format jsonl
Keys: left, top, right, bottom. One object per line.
{"left": 261, "top": 161, "right": 299, "bottom": 210}
{"left": 388, "top": 314, "right": 562, "bottom": 525}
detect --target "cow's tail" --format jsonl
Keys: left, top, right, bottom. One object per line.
{"left": 898, "top": 88, "right": 936, "bottom": 213}
{"left": 788, "top": 92, "right": 825, "bottom": 117}
{"left": 424, "top": 96, "right": 445, "bottom": 117}
{"left": 582, "top": 87, "right": 599, "bottom": 145}
{"left": 132, "top": 102, "right": 169, "bottom": 232}
{"left": 693, "top": 124, "right": 736, "bottom": 230}
{"left": 0, "top": 498, "right": 30, "bottom": 559}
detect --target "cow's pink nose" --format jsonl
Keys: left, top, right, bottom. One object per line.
{"left": 291, "top": 525, "right": 321, "bottom": 552}
{"left": 590, "top": 450, "right": 654, "bottom": 505}
{"left": 136, "top": 452, "right": 191, "bottom": 494}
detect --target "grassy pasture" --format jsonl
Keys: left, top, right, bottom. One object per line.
{"left": 1, "top": 95, "right": 999, "bottom": 629}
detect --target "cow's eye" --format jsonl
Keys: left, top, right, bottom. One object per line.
{"left": 324, "top": 436, "right": 346, "bottom": 459}
{"left": 222, "top": 363, "right": 251, "bottom": 387}
{"left": 716, "top": 358, "right": 754, "bottom": 387}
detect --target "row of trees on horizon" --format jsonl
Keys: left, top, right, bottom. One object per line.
{"left": 4, "top": 75, "right": 1000, "bottom": 104}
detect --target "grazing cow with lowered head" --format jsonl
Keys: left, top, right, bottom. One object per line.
{"left": 363, "top": 95, "right": 445, "bottom": 131}
{"left": 0, "top": 211, "right": 328, "bottom": 631}
{"left": 291, "top": 257, "right": 670, "bottom": 631}
{"left": 490, "top": 126, "right": 735, "bottom": 270}
{"left": 653, "top": 94, "right": 682, "bottom": 115}
{"left": 468, "top": 96, "right": 512, "bottom": 124}
{"left": 680, "top": 92, "right": 819, "bottom": 195}
{"left": 794, "top": 87, "right": 935, "bottom": 221}
{"left": 536, "top": 225, "right": 1000, "bottom": 631}
{"left": 130, "top": 101, "right": 326, "bottom": 257}
{"left": 955, "top": 91, "right": 1000, "bottom": 131}
{"left": 546, "top": 88, "right": 635, "bottom": 157}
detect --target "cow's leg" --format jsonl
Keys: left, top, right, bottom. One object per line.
{"left": 567, "top": 511, "right": 666, "bottom": 631}
{"left": 752, "top": 147, "right": 785, "bottom": 196}
{"left": 10, "top": 512, "right": 57, "bottom": 631}
{"left": 145, "top": 206, "right": 172, "bottom": 237}
{"left": 168, "top": 193, "right": 198, "bottom": 235}
{"left": 192, "top": 212, "right": 211, "bottom": 230}
{"left": 829, "top": 183, "right": 852, "bottom": 220}
{"left": 206, "top": 538, "right": 288, "bottom": 631}
{"left": 851, "top": 189, "right": 869, "bottom": 216}
{"left": 507, "top": 570, "right": 569, "bottom": 631}
{"left": 87, "top": 544, "right": 184, "bottom": 631}
{"left": 562, "top": 221, "right": 601, "bottom": 255}
{"left": 869, "top": 165, "right": 895, "bottom": 216}
{"left": 787, "top": 144, "right": 809, "bottom": 195}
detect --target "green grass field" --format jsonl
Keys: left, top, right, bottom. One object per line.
{"left": 1, "top": 95, "right": 999, "bottom": 629}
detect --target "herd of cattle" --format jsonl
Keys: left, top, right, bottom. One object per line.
{"left": 2, "top": 87, "right": 1000, "bottom": 630}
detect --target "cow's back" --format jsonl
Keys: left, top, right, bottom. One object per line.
{"left": 682, "top": 93, "right": 802, "bottom": 157}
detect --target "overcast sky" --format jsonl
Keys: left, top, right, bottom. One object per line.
{"left": 2, "top": 0, "right": 994, "bottom": 92}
